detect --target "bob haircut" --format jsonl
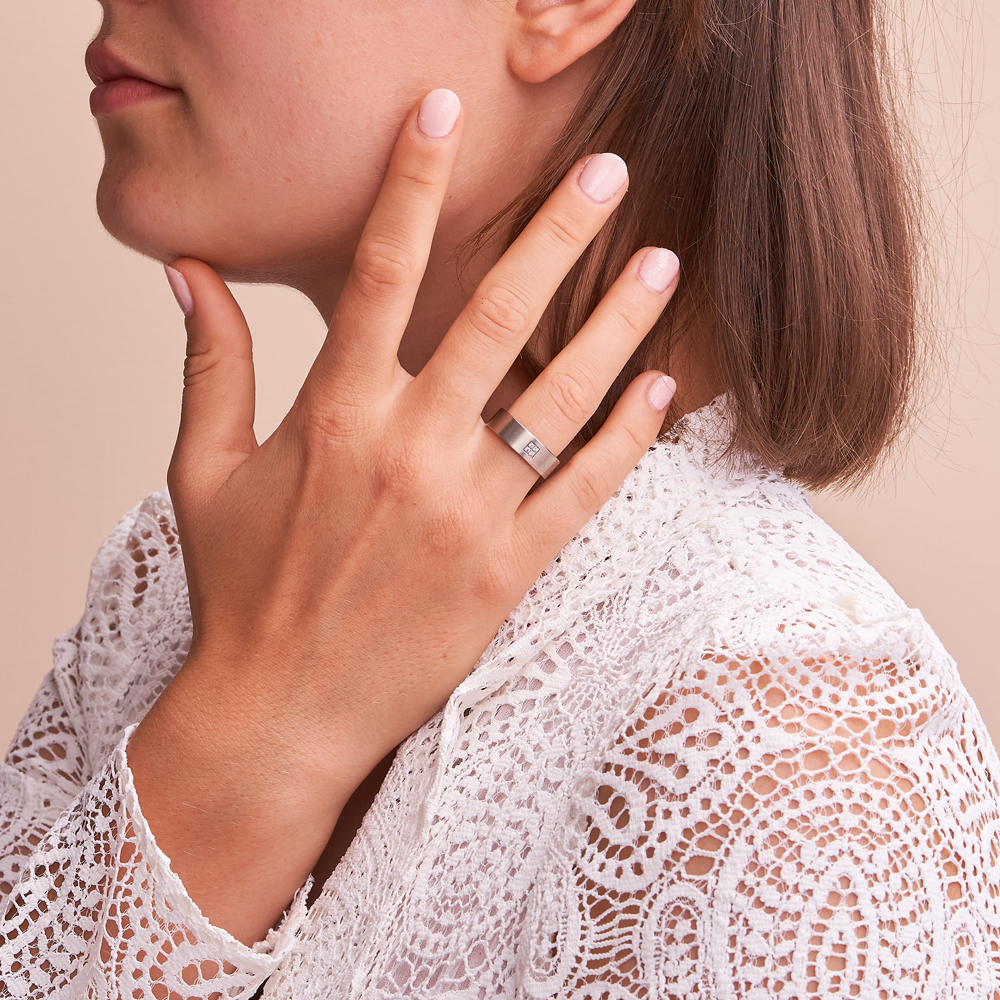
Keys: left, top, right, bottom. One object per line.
{"left": 472, "top": 0, "right": 919, "bottom": 491}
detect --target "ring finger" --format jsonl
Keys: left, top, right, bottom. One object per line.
{"left": 486, "top": 246, "right": 680, "bottom": 487}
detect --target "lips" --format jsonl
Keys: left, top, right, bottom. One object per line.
{"left": 86, "top": 44, "right": 179, "bottom": 117}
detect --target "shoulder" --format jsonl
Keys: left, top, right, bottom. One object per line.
{"left": 557, "top": 598, "right": 1000, "bottom": 997}
{"left": 662, "top": 398, "right": 920, "bottom": 615}
{"left": 567, "top": 396, "right": 1000, "bottom": 895}
{"left": 563, "top": 398, "right": 912, "bottom": 665}
{"left": 52, "top": 490, "right": 191, "bottom": 774}
{"left": 541, "top": 624, "right": 1000, "bottom": 997}
{"left": 601, "top": 398, "right": 995, "bottom": 780}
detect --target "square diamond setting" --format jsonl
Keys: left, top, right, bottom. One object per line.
{"left": 522, "top": 441, "right": 541, "bottom": 458}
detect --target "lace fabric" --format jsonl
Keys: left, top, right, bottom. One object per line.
{"left": 1, "top": 398, "right": 998, "bottom": 998}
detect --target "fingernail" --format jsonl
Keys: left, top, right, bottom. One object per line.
{"left": 638, "top": 248, "right": 680, "bottom": 293}
{"left": 647, "top": 374, "right": 676, "bottom": 411}
{"left": 417, "top": 88, "right": 461, "bottom": 138}
{"left": 578, "top": 152, "right": 628, "bottom": 203}
{"left": 164, "top": 265, "right": 194, "bottom": 316}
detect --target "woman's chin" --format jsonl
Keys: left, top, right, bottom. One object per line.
{"left": 95, "top": 169, "right": 217, "bottom": 269}
{"left": 96, "top": 176, "right": 252, "bottom": 279}
{"left": 95, "top": 170, "right": 346, "bottom": 287}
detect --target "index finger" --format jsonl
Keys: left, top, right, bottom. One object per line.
{"left": 305, "top": 89, "right": 464, "bottom": 406}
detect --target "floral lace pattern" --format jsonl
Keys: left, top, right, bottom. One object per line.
{"left": 1, "top": 398, "right": 998, "bottom": 998}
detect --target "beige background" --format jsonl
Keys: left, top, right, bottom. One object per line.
{"left": 1, "top": 3, "right": 997, "bottom": 749}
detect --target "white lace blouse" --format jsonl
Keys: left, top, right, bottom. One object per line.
{"left": 1, "top": 398, "right": 998, "bottom": 999}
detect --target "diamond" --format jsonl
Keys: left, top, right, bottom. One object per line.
{"left": 522, "top": 441, "right": 540, "bottom": 458}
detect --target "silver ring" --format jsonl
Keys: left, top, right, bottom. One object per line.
{"left": 485, "top": 409, "right": 561, "bottom": 479}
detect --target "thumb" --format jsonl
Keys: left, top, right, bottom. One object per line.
{"left": 165, "top": 259, "right": 257, "bottom": 496}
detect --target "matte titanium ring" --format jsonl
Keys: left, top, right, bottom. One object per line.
{"left": 485, "top": 408, "right": 561, "bottom": 479}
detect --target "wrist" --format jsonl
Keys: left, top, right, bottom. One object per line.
{"left": 125, "top": 645, "right": 375, "bottom": 944}
{"left": 135, "top": 645, "right": 374, "bottom": 813}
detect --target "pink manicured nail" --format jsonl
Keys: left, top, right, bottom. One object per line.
{"left": 417, "top": 89, "right": 461, "bottom": 138}
{"left": 164, "top": 265, "right": 194, "bottom": 316}
{"left": 647, "top": 374, "right": 676, "bottom": 411}
{"left": 638, "top": 248, "right": 680, "bottom": 293}
{"left": 578, "top": 153, "right": 628, "bottom": 203}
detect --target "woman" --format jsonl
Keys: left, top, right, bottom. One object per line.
{"left": 1, "top": 0, "right": 997, "bottom": 996}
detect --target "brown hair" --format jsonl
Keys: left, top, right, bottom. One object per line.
{"left": 472, "top": 0, "right": 920, "bottom": 490}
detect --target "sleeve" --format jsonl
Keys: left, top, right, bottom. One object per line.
{"left": 530, "top": 603, "right": 1000, "bottom": 999}
{"left": 0, "top": 499, "right": 310, "bottom": 999}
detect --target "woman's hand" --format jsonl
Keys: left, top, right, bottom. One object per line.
{"left": 128, "top": 89, "right": 679, "bottom": 946}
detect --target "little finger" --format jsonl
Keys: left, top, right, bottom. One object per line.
{"left": 512, "top": 371, "right": 676, "bottom": 552}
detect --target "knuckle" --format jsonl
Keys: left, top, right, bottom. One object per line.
{"left": 608, "top": 299, "right": 646, "bottom": 341}
{"left": 617, "top": 419, "right": 650, "bottom": 456}
{"left": 352, "top": 237, "right": 417, "bottom": 294}
{"left": 419, "top": 502, "right": 476, "bottom": 559}
{"left": 573, "top": 458, "right": 613, "bottom": 511}
{"left": 165, "top": 462, "right": 186, "bottom": 501}
{"left": 182, "top": 347, "right": 218, "bottom": 387}
{"left": 165, "top": 457, "right": 206, "bottom": 511}
{"left": 542, "top": 211, "right": 585, "bottom": 252}
{"left": 294, "top": 400, "right": 363, "bottom": 459}
{"left": 618, "top": 420, "right": 659, "bottom": 456}
{"left": 469, "top": 283, "right": 534, "bottom": 347}
{"left": 372, "top": 444, "right": 423, "bottom": 498}
{"left": 546, "top": 366, "right": 596, "bottom": 426}
{"left": 396, "top": 165, "right": 439, "bottom": 192}
{"left": 470, "top": 553, "right": 517, "bottom": 605}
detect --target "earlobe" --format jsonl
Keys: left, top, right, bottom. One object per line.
{"left": 509, "top": 0, "right": 637, "bottom": 84}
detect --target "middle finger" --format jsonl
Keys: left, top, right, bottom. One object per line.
{"left": 418, "top": 152, "right": 629, "bottom": 422}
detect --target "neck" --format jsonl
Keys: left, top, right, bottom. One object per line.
{"left": 296, "top": 219, "right": 722, "bottom": 434}
{"left": 292, "top": 70, "right": 721, "bottom": 428}
{"left": 298, "top": 203, "right": 532, "bottom": 418}
{"left": 292, "top": 55, "right": 608, "bottom": 417}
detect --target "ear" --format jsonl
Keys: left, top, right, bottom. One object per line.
{"left": 508, "top": 0, "right": 638, "bottom": 84}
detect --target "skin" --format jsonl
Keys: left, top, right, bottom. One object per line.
{"left": 90, "top": 0, "right": 705, "bottom": 950}
{"left": 95, "top": 0, "right": 610, "bottom": 376}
